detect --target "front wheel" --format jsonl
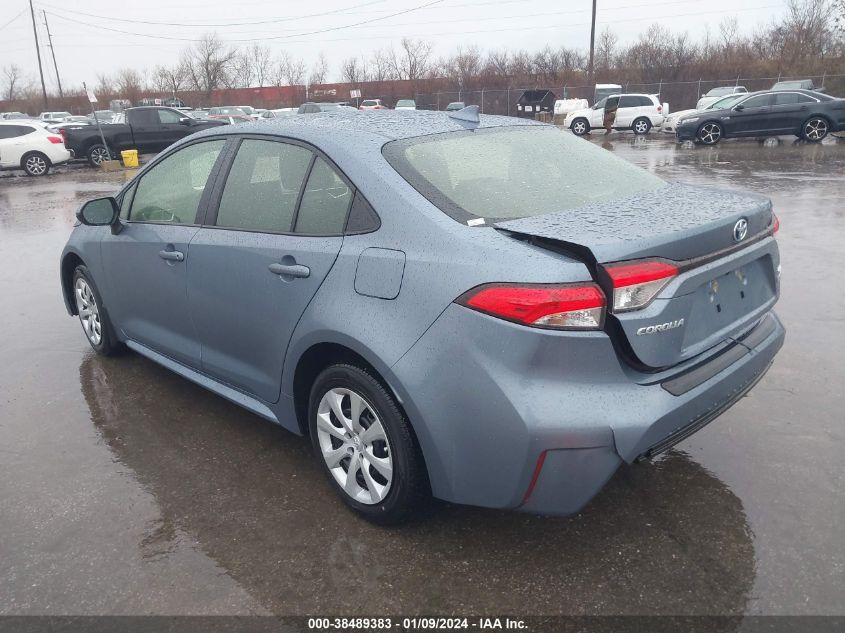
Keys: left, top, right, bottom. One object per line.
{"left": 72, "top": 266, "right": 122, "bottom": 355}
{"left": 570, "top": 118, "right": 590, "bottom": 136}
{"left": 22, "top": 151, "right": 50, "bottom": 176}
{"left": 801, "top": 116, "right": 829, "bottom": 142}
{"left": 697, "top": 121, "right": 723, "bottom": 145}
{"left": 308, "top": 364, "right": 428, "bottom": 524}
{"left": 632, "top": 117, "right": 652, "bottom": 135}
{"left": 87, "top": 144, "right": 113, "bottom": 167}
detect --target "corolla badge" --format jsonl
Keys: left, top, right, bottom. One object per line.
{"left": 733, "top": 218, "right": 749, "bottom": 242}
{"left": 637, "top": 319, "right": 684, "bottom": 336}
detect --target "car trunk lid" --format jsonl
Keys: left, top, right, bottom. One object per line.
{"left": 495, "top": 183, "right": 779, "bottom": 369}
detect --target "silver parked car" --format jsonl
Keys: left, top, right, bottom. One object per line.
{"left": 61, "top": 110, "right": 784, "bottom": 523}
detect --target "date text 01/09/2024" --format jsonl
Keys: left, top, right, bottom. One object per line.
{"left": 307, "top": 617, "right": 528, "bottom": 630}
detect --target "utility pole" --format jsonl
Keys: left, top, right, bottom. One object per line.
{"left": 43, "top": 11, "right": 63, "bottom": 98}
{"left": 29, "top": 0, "right": 48, "bottom": 110}
{"left": 587, "top": 0, "right": 597, "bottom": 87}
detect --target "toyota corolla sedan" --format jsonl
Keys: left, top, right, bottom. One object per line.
{"left": 61, "top": 109, "right": 784, "bottom": 523}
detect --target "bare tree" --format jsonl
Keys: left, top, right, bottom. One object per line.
{"left": 309, "top": 52, "right": 329, "bottom": 85}
{"left": 152, "top": 64, "right": 188, "bottom": 96}
{"left": 596, "top": 27, "right": 619, "bottom": 77}
{"left": 95, "top": 73, "right": 115, "bottom": 99}
{"left": 389, "top": 38, "right": 433, "bottom": 81}
{"left": 2, "top": 64, "right": 23, "bottom": 101}
{"left": 368, "top": 49, "right": 395, "bottom": 81}
{"left": 229, "top": 50, "right": 255, "bottom": 88}
{"left": 250, "top": 44, "right": 273, "bottom": 87}
{"left": 182, "top": 33, "right": 237, "bottom": 99}
{"left": 484, "top": 49, "right": 511, "bottom": 78}
{"left": 443, "top": 45, "right": 483, "bottom": 89}
{"left": 115, "top": 67, "right": 144, "bottom": 103}
{"left": 340, "top": 56, "right": 369, "bottom": 84}
{"left": 273, "top": 52, "right": 306, "bottom": 86}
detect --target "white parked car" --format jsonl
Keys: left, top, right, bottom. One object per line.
{"left": 662, "top": 93, "right": 748, "bottom": 134}
{"left": 395, "top": 99, "right": 417, "bottom": 110}
{"left": 0, "top": 121, "right": 71, "bottom": 176}
{"left": 564, "top": 94, "right": 665, "bottom": 136}
{"left": 39, "top": 111, "right": 73, "bottom": 124}
{"left": 695, "top": 86, "right": 747, "bottom": 110}
{"left": 258, "top": 108, "right": 298, "bottom": 120}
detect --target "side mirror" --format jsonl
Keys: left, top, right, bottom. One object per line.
{"left": 77, "top": 197, "right": 118, "bottom": 227}
{"left": 734, "top": 104, "right": 745, "bottom": 112}
{"left": 179, "top": 117, "right": 191, "bottom": 125}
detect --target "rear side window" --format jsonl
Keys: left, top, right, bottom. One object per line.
{"left": 638, "top": 96, "right": 655, "bottom": 107}
{"left": 0, "top": 125, "right": 34, "bottom": 139}
{"left": 740, "top": 94, "right": 774, "bottom": 108}
{"left": 216, "top": 139, "right": 312, "bottom": 233}
{"left": 294, "top": 157, "right": 352, "bottom": 234}
{"left": 129, "top": 140, "right": 225, "bottom": 224}
{"left": 619, "top": 96, "right": 638, "bottom": 108}
{"left": 383, "top": 126, "right": 665, "bottom": 223}
{"left": 773, "top": 93, "right": 815, "bottom": 105}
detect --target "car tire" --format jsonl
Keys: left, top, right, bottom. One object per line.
{"left": 632, "top": 117, "right": 652, "bottom": 135}
{"left": 801, "top": 116, "right": 829, "bottom": 142}
{"left": 308, "top": 363, "right": 428, "bottom": 525}
{"left": 21, "top": 151, "right": 51, "bottom": 176}
{"left": 87, "top": 144, "right": 113, "bottom": 167}
{"left": 696, "top": 121, "right": 723, "bottom": 145}
{"left": 72, "top": 265, "right": 123, "bottom": 356}
{"left": 570, "top": 118, "right": 590, "bottom": 136}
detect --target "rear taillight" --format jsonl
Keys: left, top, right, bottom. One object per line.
{"left": 47, "top": 136, "right": 64, "bottom": 144}
{"left": 603, "top": 259, "right": 678, "bottom": 312}
{"left": 772, "top": 213, "right": 780, "bottom": 234}
{"left": 457, "top": 283, "right": 606, "bottom": 330}
{"left": 657, "top": 104, "right": 663, "bottom": 113}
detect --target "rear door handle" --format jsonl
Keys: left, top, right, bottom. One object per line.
{"left": 269, "top": 263, "right": 310, "bottom": 278}
{"left": 159, "top": 250, "right": 184, "bottom": 262}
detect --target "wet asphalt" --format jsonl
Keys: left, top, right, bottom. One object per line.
{"left": 0, "top": 133, "right": 843, "bottom": 617}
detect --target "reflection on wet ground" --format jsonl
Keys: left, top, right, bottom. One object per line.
{"left": 0, "top": 136, "right": 843, "bottom": 616}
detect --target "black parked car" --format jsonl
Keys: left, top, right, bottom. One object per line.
{"left": 676, "top": 89, "right": 844, "bottom": 145}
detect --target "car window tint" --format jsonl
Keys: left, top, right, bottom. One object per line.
{"left": 618, "top": 96, "right": 637, "bottom": 108}
{"left": 216, "top": 139, "right": 312, "bottom": 233}
{"left": 639, "top": 96, "right": 654, "bottom": 106}
{"left": 740, "top": 95, "right": 773, "bottom": 108}
{"left": 130, "top": 140, "right": 225, "bottom": 224}
{"left": 294, "top": 157, "right": 353, "bottom": 234}
{"left": 158, "top": 109, "right": 182, "bottom": 124}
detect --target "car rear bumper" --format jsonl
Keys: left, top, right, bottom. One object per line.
{"left": 391, "top": 305, "right": 784, "bottom": 516}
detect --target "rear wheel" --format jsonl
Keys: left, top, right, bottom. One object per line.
{"left": 697, "top": 121, "right": 723, "bottom": 145}
{"left": 570, "top": 118, "right": 590, "bottom": 136}
{"left": 801, "top": 116, "right": 829, "bottom": 142}
{"left": 87, "top": 144, "right": 113, "bottom": 167}
{"left": 21, "top": 151, "right": 50, "bottom": 176}
{"left": 632, "top": 117, "right": 651, "bottom": 135}
{"left": 308, "top": 363, "right": 427, "bottom": 524}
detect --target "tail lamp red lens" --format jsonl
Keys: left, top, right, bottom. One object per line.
{"left": 603, "top": 259, "right": 678, "bottom": 312}
{"left": 457, "top": 283, "right": 606, "bottom": 330}
{"left": 772, "top": 213, "right": 780, "bottom": 234}
{"left": 47, "top": 136, "right": 64, "bottom": 144}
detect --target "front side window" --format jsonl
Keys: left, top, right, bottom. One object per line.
{"left": 158, "top": 109, "right": 182, "bottom": 124}
{"left": 129, "top": 140, "right": 225, "bottom": 224}
{"left": 216, "top": 139, "right": 312, "bottom": 233}
{"left": 383, "top": 126, "right": 665, "bottom": 223}
{"left": 739, "top": 94, "right": 774, "bottom": 108}
{"left": 619, "top": 96, "right": 638, "bottom": 108}
{"left": 294, "top": 157, "right": 352, "bottom": 234}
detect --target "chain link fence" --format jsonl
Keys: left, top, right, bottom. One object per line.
{"left": 416, "top": 73, "right": 845, "bottom": 116}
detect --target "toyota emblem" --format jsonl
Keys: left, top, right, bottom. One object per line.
{"left": 733, "top": 218, "right": 748, "bottom": 242}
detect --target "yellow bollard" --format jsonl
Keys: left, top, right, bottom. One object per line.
{"left": 120, "top": 149, "right": 139, "bottom": 168}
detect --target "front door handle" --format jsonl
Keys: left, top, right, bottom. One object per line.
{"left": 269, "top": 263, "right": 310, "bottom": 278}
{"left": 159, "top": 250, "right": 184, "bottom": 262}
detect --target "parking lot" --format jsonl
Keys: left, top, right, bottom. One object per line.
{"left": 1, "top": 134, "right": 843, "bottom": 618}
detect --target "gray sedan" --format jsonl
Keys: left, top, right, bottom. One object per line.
{"left": 60, "top": 110, "right": 784, "bottom": 523}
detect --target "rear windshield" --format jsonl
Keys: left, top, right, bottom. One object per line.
{"left": 383, "top": 126, "right": 665, "bottom": 223}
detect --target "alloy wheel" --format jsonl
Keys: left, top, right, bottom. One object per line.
{"left": 25, "top": 154, "right": 48, "bottom": 176}
{"left": 90, "top": 147, "right": 110, "bottom": 165}
{"left": 316, "top": 387, "right": 393, "bottom": 505}
{"left": 74, "top": 277, "right": 102, "bottom": 345}
{"left": 698, "top": 122, "right": 721, "bottom": 144}
{"left": 804, "top": 118, "right": 828, "bottom": 141}
{"left": 634, "top": 119, "right": 650, "bottom": 134}
{"left": 572, "top": 120, "right": 587, "bottom": 135}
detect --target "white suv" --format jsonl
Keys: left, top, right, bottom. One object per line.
{"left": 0, "top": 121, "right": 71, "bottom": 176}
{"left": 564, "top": 94, "right": 665, "bottom": 136}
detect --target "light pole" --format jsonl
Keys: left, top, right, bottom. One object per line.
{"left": 587, "top": 0, "right": 597, "bottom": 87}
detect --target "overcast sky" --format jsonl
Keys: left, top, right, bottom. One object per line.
{"left": 1, "top": 0, "right": 789, "bottom": 90}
